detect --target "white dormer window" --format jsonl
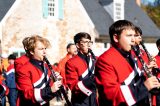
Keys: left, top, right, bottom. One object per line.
{"left": 113, "top": 0, "right": 124, "bottom": 22}
{"left": 42, "top": 0, "right": 63, "bottom": 19}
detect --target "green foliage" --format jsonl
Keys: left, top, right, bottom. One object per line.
{"left": 154, "top": 0, "right": 160, "bottom": 6}
{"left": 142, "top": 4, "right": 160, "bottom": 29}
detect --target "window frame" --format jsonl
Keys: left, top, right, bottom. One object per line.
{"left": 43, "top": 0, "right": 63, "bottom": 19}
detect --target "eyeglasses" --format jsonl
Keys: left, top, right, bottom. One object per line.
{"left": 79, "top": 40, "right": 93, "bottom": 45}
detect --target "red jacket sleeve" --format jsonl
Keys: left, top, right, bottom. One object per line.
{"left": 95, "top": 56, "right": 125, "bottom": 106}
{"left": 16, "top": 66, "right": 36, "bottom": 103}
{"left": 65, "top": 60, "right": 79, "bottom": 92}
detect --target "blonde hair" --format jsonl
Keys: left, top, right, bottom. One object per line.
{"left": 26, "top": 35, "right": 50, "bottom": 53}
{"left": 22, "top": 37, "right": 30, "bottom": 48}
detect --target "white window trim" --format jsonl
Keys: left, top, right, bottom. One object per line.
{"left": 47, "top": 0, "right": 58, "bottom": 18}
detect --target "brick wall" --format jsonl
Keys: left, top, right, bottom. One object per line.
{"left": 1, "top": 0, "right": 102, "bottom": 64}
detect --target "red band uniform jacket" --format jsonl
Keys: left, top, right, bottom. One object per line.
{"left": 6, "top": 64, "right": 16, "bottom": 89}
{"left": 14, "top": 54, "right": 29, "bottom": 72}
{"left": 16, "top": 59, "right": 55, "bottom": 106}
{"left": 95, "top": 47, "right": 150, "bottom": 106}
{"left": 66, "top": 52, "right": 97, "bottom": 106}
{"left": 0, "top": 77, "right": 9, "bottom": 98}
{"left": 154, "top": 52, "right": 160, "bottom": 106}
{"left": 155, "top": 53, "right": 160, "bottom": 69}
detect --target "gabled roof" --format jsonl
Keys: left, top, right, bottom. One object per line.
{"left": 0, "top": 0, "right": 15, "bottom": 22}
{"left": 81, "top": 0, "right": 160, "bottom": 43}
{"left": 80, "top": 0, "right": 113, "bottom": 37}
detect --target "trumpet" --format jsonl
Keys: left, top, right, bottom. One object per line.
{"left": 132, "top": 45, "right": 160, "bottom": 94}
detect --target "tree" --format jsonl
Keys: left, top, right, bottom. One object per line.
{"left": 142, "top": 1, "right": 160, "bottom": 29}
{"left": 154, "top": 0, "right": 160, "bottom": 6}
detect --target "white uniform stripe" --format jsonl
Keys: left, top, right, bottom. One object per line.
{"left": 34, "top": 88, "right": 43, "bottom": 103}
{"left": 133, "top": 57, "right": 142, "bottom": 76}
{"left": 135, "top": 64, "right": 142, "bottom": 76}
{"left": 120, "top": 85, "right": 136, "bottom": 106}
{"left": 6, "top": 69, "right": 15, "bottom": 75}
{"left": 33, "top": 73, "right": 49, "bottom": 105}
{"left": 90, "top": 57, "right": 95, "bottom": 74}
{"left": 40, "top": 101, "right": 46, "bottom": 105}
{"left": 124, "top": 71, "right": 136, "bottom": 85}
{"left": 82, "top": 69, "right": 89, "bottom": 78}
{"left": 39, "top": 76, "right": 49, "bottom": 89}
{"left": 81, "top": 57, "right": 93, "bottom": 78}
{"left": 124, "top": 63, "right": 142, "bottom": 85}
{"left": 33, "top": 73, "right": 45, "bottom": 87}
{"left": 78, "top": 81, "right": 92, "bottom": 96}
{"left": 89, "top": 57, "right": 92, "bottom": 69}
{"left": 2, "top": 85, "right": 6, "bottom": 91}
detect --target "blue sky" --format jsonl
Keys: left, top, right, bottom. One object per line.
{"left": 148, "top": 0, "right": 155, "bottom": 2}
{"left": 142, "top": 0, "right": 155, "bottom": 5}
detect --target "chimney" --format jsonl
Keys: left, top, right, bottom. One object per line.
{"left": 136, "top": 0, "right": 141, "bottom": 6}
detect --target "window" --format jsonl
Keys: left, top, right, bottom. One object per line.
{"left": 113, "top": 0, "right": 124, "bottom": 22}
{"left": 48, "top": 0, "right": 55, "bottom": 16}
{"left": 42, "top": 0, "right": 63, "bottom": 19}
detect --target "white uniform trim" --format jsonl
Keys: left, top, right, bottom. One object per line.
{"left": 120, "top": 85, "right": 136, "bottom": 106}
{"left": 133, "top": 58, "right": 142, "bottom": 76}
{"left": 135, "top": 65, "right": 141, "bottom": 76}
{"left": 124, "top": 71, "right": 136, "bottom": 85}
{"left": 39, "top": 76, "right": 49, "bottom": 89}
{"left": 40, "top": 101, "right": 46, "bottom": 105}
{"left": 6, "top": 69, "right": 15, "bottom": 75}
{"left": 34, "top": 73, "right": 45, "bottom": 87}
{"left": 34, "top": 88, "right": 46, "bottom": 105}
{"left": 78, "top": 81, "right": 92, "bottom": 96}
{"left": 2, "top": 85, "right": 6, "bottom": 91}
{"left": 81, "top": 69, "right": 89, "bottom": 78}
{"left": 33, "top": 73, "right": 49, "bottom": 105}
{"left": 81, "top": 57, "right": 93, "bottom": 78}
{"left": 124, "top": 63, "right": 142, "bottom": 85}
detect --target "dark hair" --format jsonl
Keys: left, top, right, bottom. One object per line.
{"left": 66, "top": 43, "right": 75, "bottom": 49}
{"left": 109, "top": 20, "right": 135, "bottom": 45}
{"left": 53, "top": 62, "right": 58, "bottom": 66}
{"left": 8, "top": 54, "right": 16, "bottom": 60}
{"left": 74, "top": 32, "right": 91, "bottom": 44}
{"left": 135, "top": 26, "right": 142, "bottom": 35}
{"left": 156, "top": 38, "right": 160, "bottom": 48}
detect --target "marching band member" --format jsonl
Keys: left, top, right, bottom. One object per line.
{"left": 6, "top": 54, "right": 17, "bottom": 106}
{"left": 16, "top": 35, "right": 62, "bottom": 106}
{"left": 65, "top": 32, "right": 97, "bottom": 106}
{"left": 155, "top": 38, "right": 160, "bottom": 106}
{"left": 57, "top": 43, "right": 77, "bottom": 87}
{"left": 0, "top": 75, "right": 9, "bottom": 106}
{"left": 95, "top": 20, "right": 160, "bottom": 106}
{"left": 155, "top": 38, "right": 160, "bottom": 70}
{"left": 14, "top": 37, "right": 30, "bottom": 72}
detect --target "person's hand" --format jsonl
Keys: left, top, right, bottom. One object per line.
{"left": 55, "top": 72, "right": 62, "bottom": 81}
{"left": 144, "top": 76, "right": 160, "bottom": 91}
{"left": 51, "top": 80, "right": 62, "bottom": 93}
{"left": 51, "top": 72, "right": 62, "bottom": 93}
{"left": 147, "top": 59, "right": 158, "bottom": 71}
